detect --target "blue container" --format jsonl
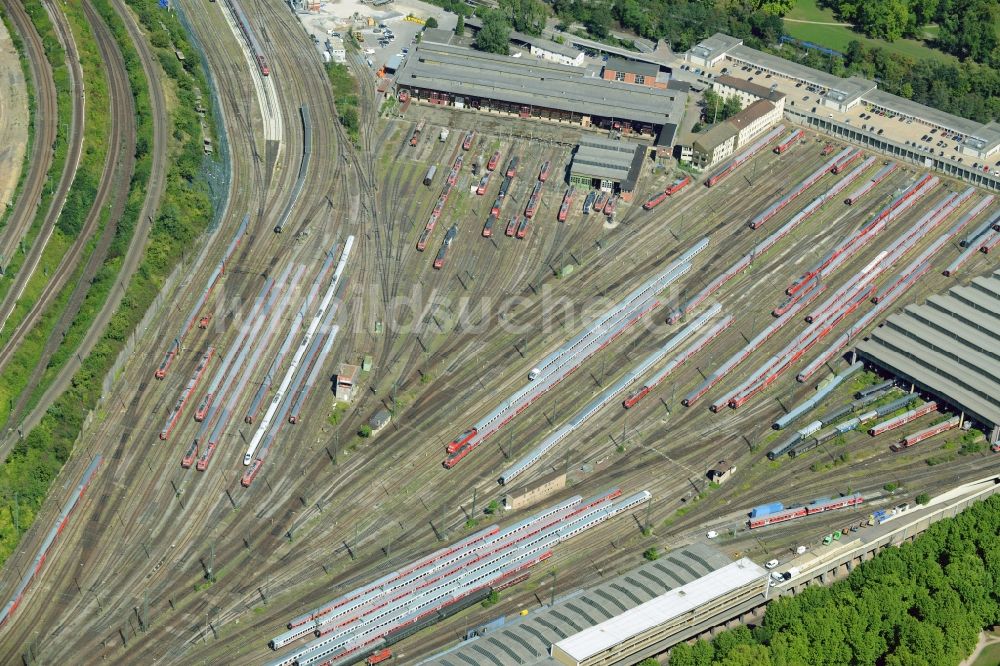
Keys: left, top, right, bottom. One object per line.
{"left": 750, "top": 502, "right": 784, "bottom": 518}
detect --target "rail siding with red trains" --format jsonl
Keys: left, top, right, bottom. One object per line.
{"left": 154, "top": 214, "right": 248, "bottom": 380}
{"left": 773, "top": 128, "right": 805, "bottom": 154}
{"left": 642, "top": 176, "right": 692, "bottom": 210}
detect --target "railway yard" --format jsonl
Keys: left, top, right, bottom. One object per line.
{"left": 0, "top": 1, "right": 996, "bottom": 665}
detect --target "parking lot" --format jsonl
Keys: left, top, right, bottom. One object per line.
{"left": 696, "top": 59, "right": 1000, "bottom": 176}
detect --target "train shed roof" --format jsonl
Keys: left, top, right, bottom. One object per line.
{"left": 420, "top": 543, "right": 734, "bottom": 666}
{"left": 552, "top": 558, "right": 767, "bottom": 663}
{"left": 855, "top": 269, "right": 1000, "bottom": 431}
{"left": 395, "top": 43, "right": 685, "bottom": 127}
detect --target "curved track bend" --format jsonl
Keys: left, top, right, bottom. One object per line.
{"left": 0, "top": 0, "right": 58, "bottom": 270}
{"left": 0, "top": 0, "right": 85, "bottom": 339}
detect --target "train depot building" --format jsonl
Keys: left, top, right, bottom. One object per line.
{"left": 569, "top": 135, "right": 645, "bottom": 197}
{"left": 393, "top": 41, "right": 686, "bottom": 140}
{"left": 855, "top": 269, "right": 1000, "bottom": 445}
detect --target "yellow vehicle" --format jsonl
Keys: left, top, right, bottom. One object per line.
{"left": 353, "top": 30, "right": 365, "bottom": 43}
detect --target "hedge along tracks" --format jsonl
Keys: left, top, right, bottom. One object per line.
{"left": 0, "top": 0, "right": 86, "bottom": 336}
{"left": 4, "top": 0, "right": 164, "bottom": 433}
{"left": 0, "top": 1, "right": 58, "bottom": 269}
{"left": 0, "top": 0, "right": 137, "bottom": 406}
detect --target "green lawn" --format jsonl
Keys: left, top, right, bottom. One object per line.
{"left": 784, "top": 0, "right": 957, "bottom": 64}
{"left": 786, "top": 0, "right": 841, "bottom": 22}
{"left": 971, "top": 632, "right": 1000, "bottom": 666}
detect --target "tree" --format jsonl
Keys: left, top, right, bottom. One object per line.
{"left": 425, "top": 16, "right": 439, "bottom": 29}
{"left": 723, "top": 94, "right": 743, "bottom": 119}
{"left": 702, "top": 89, "right": 724, "bottom": 123}
{"left": 339, "top": 107, "right": 358, "bottom": 133}
{"left": 584, "top": 5, "right": 613, "bottom": 39}
{"left": 916, "top": 493, "right": 930, "bottom": 505}
{"left": 455, "top": 13, "right": 465, "bottom": 36}
{"left": 857, "top": 0, "right": 910, "bottom": 41}
{"left": 358, "top": 424, "right": 372, "bottom": 438}
{"left": 498, "top": 0, "right": 548, "bottom": 35}
{"left": 474, "top": 11, "right": 511, "bottom": 55}
{"left": 642, "top": 547, "right": 659, "bottom": 561}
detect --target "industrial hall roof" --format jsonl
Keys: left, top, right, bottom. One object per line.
{"left": 571, "top": 135, "right": 641, "bottom": 183}
{"left": 394, "top": 43, "right": 686, "bottom": 127}
{"left": 856, "top": 269, "right": 1000, "bottom": 430}
{"left": 418, "top": 543, "right": 734, "bottom": 666}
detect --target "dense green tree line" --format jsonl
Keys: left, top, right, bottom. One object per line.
{"left": 819, "top": 0, "right": 998, "bottom": 64}
{"left": 548, "top": 0, "right": 784, "bottom": 50}
{"left": 670, "top": 494, "right": 1000, "bottom": 666}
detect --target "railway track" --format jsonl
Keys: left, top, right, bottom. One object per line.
{"left": 1, "top": 0, "right": 138, "bottom": 424}
{"left": 0, "top": 27, "right": 996, "bottom": 663}
{"left": 0, "top": 0, "right": 58, "bottom": 270}
{"left": 2, "top": 0, "right": 181, "bottom": 462}
{"left": 0, "top": 0, "right": 86, "bottom": 340}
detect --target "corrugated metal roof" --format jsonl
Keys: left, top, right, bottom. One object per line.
{"left": 553, "top": 558, "right": 767, "bottom": 661}
{"left": 855, "top": 270, "right": 1000, "bottom": 429}
{"left": 395, "top": 43, "right": 684, "bottom": 126}
{"left": 418, "top": 543, "right": 733, "bottom": 666}
{"left": 571, "top": 136, "right": 642, "bottom": 182}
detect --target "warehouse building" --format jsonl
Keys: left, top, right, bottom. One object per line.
{"left": 686, "top": 33, "right": 1000, "bottom": 159}
{"left": 456, "top": 18, "right": 587, "bottom": 67}
{"left": 420, "top": 544, "right": 769, "bottom": 666}
{"left": 569, "top": 135, "right": 646, "bottom": 196}
{"left": 528, "top": 41, "right": 586, "bottom": 67}
{"left": 394, "top": 43, "right": 686, "bottom": 140}
{"left": 855, "top": 269, "right": 1000, "bottom": 444}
